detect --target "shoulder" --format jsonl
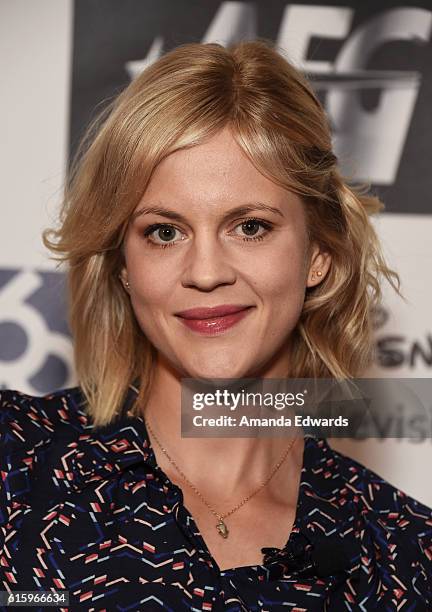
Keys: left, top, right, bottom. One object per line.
{"left": 326, "top": 439, "right": 432, "bottom": 518}
{"left": 0, "top": 387, "right": 90, "bottom": 452}
{"left": 0, "top": 388, "right": 94, "bottom": 536}
{"left": 325, "top": 439, "right": 432, "bottom": 578}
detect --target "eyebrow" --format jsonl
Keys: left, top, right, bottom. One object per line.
{"left": 131, "top": 202, "right": 285, "bottom": 223}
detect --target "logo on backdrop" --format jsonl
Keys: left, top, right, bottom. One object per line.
{"left": 71, "top": 0, "right": 432, "bottom": 213}
{"left": 373, "top": 305, "right": 432, "bottom": 370}
{"left": 0, "top": 269, "right": 73, "bottom": 393}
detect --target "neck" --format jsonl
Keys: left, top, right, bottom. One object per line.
{"left": 141, "top": 354, "right": 303, "bottom": 505}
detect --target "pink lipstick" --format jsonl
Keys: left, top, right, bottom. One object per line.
{"left": 175, "top": 304, "right": 253, "bottom": 335}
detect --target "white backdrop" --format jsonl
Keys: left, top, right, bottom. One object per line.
{"left": 1, "top": 0, "right": 431, "bottom": 507}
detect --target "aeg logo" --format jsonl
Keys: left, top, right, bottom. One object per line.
{"left": 126, "top": 2, "right": 432, "bottom": 186}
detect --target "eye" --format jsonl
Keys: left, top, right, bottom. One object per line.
{"left": 142, "top": 217, "right": 273, "bottom": 249}
{"left": 143, "top": 223, "right": 185, "bottom": 248}
{"left": 232, "top": 218, "right": 273, "bottom": 242}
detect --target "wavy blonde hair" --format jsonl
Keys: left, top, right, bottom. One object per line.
{"left": 43, "top": 39, "right": 401, "bottom": 427}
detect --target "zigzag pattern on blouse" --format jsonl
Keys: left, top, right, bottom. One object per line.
{"left": 0, "top": 386, "right": 431, "bottom": 611}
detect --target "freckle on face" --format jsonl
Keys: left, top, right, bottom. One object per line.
{"left": 122, "top": 127, "right": 311, "bottom": 379}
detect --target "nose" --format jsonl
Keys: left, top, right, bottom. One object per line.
{"left": 180, "top": 230, "right": 237, "bottom": 291}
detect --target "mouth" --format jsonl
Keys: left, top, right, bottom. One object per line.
{"left": 175, "top": 305, "right": 254, "bottom": 335}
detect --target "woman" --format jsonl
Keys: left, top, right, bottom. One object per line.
{"left": 1, "top": 40, "right": 431, "bottom": 611}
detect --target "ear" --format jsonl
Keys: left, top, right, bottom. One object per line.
{"left": 306, "top": 243, "right": 331, "bottom": 288}
{"left": 119, "top": 266, "right": 130, "bottom": 293}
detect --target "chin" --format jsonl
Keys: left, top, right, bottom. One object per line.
{"left": 181, "top": 359, "right": 252, "bottom": 381}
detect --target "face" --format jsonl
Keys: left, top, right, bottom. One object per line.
{"left": 121, "top": 126, "right": 330, "bottom": 379}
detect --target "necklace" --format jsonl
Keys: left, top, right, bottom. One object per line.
{"left": 144, "top": 415, "right": 297, "bottom": 539}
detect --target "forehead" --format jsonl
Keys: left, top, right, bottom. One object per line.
{"left": 136, "top": 127, "right": 303, "bottom": 218}
{"left": 151, "top": 127, "right": 257, "bottom": 184}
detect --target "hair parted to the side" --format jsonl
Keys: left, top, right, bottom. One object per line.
{"left": 43, "top": 39, "right": 401, "bottom": 428}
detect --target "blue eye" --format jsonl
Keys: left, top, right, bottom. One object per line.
{"left": 142, "top": 218, "right": 273, "bottom": 249}
{"left": 234, "top": 218, "right": 272, "bottom": 241}
{"left": 143, "top": 224, "right": 185, "bottom": 248}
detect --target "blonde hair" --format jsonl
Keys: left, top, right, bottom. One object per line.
{"left": 43, "top": 39, "right": 401, "bottom": 427}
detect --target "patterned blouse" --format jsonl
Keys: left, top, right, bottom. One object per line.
{"left": 1, "top": 385, "right": 431, "bottom": 611}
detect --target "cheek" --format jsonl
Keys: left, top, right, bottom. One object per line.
{"left": 264, "top": 259, "right": 308, "bottom": 337}
{"left": 130, "top": 274, "right": 171, "bottom": 319}
{"left": 128, "top": 276, "right": 171, "bottom": 353}
{"left": 138, "top": 266, "right": 169, "bottom": 292}
{"left": 248, "top": 243, "right": 308, "bottom": 302}
{"left": 126, "top": 243, "right": 176, "bottom": 304}
{"left": 124, "top": 254, "right": 176, "bottom": 335}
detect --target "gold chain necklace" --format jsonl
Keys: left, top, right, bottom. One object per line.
{"left": 144, "top": 415, "right": 297, "bottom": 539}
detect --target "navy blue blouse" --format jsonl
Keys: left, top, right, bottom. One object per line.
{"left": 1, "top": 385, "right": 431, "bottom": 611}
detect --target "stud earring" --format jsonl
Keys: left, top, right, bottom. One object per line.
{"left": 119, "top": 275, "right": 130, "bottom": 290}
{"left": 313, "top": 270, "right": 323, "bottom": 278}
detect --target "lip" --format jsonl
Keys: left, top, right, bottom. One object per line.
{"left": 175, "top": 304, "right": 254, "bottom": 335}
{"left": 175, "top": 304, "right": 252, "bottom": 319}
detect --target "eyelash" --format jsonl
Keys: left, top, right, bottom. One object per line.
{"left": 142, "top": 218, "right": 274, "bottom": 249}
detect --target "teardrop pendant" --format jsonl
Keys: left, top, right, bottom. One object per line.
{"left": 216, "top": 519, "right": 229, "bottom": 538}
